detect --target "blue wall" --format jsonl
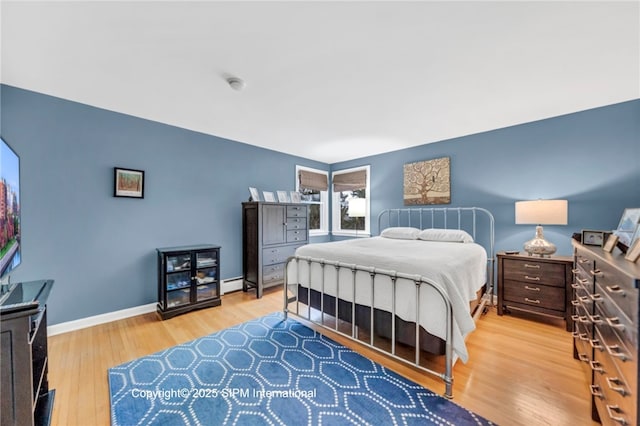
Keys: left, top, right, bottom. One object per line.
{"left": 1, "top": 85, "right": 329, "bottom": 324}
{"left": 2, "top": 83, "right": 638, "bottom": 325}
{"left": 332, "top": 99, "right": 640, "bottom": 256}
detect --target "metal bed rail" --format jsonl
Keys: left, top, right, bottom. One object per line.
{"left": 283, "top": 256, "right": 456, "bottom": 398}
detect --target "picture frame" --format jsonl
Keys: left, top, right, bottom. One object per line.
{"left": 248, "top": 187, "right": 260, "bottom": 202}
{"left": 614, "top": 208, "right": 640, "bottom": 248}
{"left": 276, "top": 190, "right": 290, "bottom": 203}
{"left": 290, "top": 191, "right": 301, "bottom": 203}
{"left": 403, "top": 157, "right": 451, "bottom": 205}
{"left": 629, "top": 224, "right": 640, "bottom": 251}
{"left": 114, "top": 167, "right": 144, "bottom": 198}
{"left": 625, "top": 239, "right": 640, "bottom": 263}
{"left": 581, "top": 229, "right": 612, "bottom": 247}
{"left": 263, "top": 191, "right": 275, "bottom": 202}
{"left": 603, "top": 234, "right": 619, "bottom": 253}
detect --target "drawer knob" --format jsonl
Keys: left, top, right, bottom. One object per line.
{"left": 589, "top": 338, "right": 603, "bottom": 350}
{"left": 590, "top": 269, "right": 603, "bottom": 277}
{"left": 524, "top": 276, "right": 541, "bottom": 281}
{"left": 587, "top": 313, "right": 604, "bottom": 325}
{"left": 576, "top": 277, "right": 589, "bottom": 285}
{"left": 605, "top": 285, "right": 626, "bottom": 297}
{"left": 605, "top": 316, "right": 625, "bottom": 331}
{"left": 588, "top": 293, "right": 603, "bottom": 303}
{"left": 524, "top": 298, "right": 540, "bottom": 304}
{"left": 589, "top": 360, "right": 604, "bottom": 374}
{"left": 606, "top": 377, "right": 628, "bottom": 396}
{"left": 524, "top": 285, "right": 540, "bottom": 292}
{"left": 523, "top": 263, "right": 541, "bottom": 269}
{"left": 605, "top": 344, "right": 629, "bottom": 361}
{"left": 605, "top": 405, "right": 628, "bottom": 425}
{"left": 589, "top": 384, "right": 604, "bottom": 398}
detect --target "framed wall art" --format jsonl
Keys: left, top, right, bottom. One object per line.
{"left": 403, "top": 157, "right": 450, "bottom": 205}
{"left": 114, "top": 167, "right": 145, "bottom": 198}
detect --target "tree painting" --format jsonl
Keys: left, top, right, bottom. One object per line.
{"left": 403, "top": 157, "right": 450, "bottom": 205}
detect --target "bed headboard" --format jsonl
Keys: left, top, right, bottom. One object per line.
{"left": 377, "top": 207, "right": 496, "bottom": 292}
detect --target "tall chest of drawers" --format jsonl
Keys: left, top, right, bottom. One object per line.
{"left": 242, "top": 202, "right": 309, "bottom": 298}
{"left": 572, "top": 240, "right": 640, "bottom": 425}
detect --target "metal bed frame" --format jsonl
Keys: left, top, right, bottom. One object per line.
{"left": 283, "top": 207, "right": 495, "bottom": 399}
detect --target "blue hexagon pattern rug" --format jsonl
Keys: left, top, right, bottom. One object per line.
{"left": 108, "top": 312, "right": 494, "bottom": 425}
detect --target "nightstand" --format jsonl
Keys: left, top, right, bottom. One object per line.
{"left": 497, "top": 252, "right": 573, "bottom": 331}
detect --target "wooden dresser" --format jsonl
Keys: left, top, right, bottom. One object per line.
{"left": 242, "top": 202, "right": 309, "bottom": 298}
{"left": 497, "top": 252, "right": 573, "bottom": 331}
{"left": 572, "top": 240, "right": 640, "bottom": 426}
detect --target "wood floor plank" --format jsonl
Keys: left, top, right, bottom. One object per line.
{"left": 47, "top": 288, "right": 597, "bottom": 425}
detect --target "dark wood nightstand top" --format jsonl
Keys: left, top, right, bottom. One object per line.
{"left": 497, "top": 251, "right": 573, "bottom": 264}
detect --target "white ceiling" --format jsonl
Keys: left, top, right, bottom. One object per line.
{"left": 2, "top": 1, "right": 638, "bottom": 164}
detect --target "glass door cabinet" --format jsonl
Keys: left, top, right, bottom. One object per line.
{"left": 157, "top": 244, "right": 221, "bottom": 319}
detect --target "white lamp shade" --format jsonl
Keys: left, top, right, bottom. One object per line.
{"left": 515, "top": 199, "right": 568, "bottom": 225}
{"left": 347, "top": 198, "right": 366, "bottom": 218}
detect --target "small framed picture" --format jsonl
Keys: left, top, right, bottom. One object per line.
{"left": 603, "top": 234, "right": 618, "bottom": 253}
{"left": 581, "top": 229, "right": 612, "bottom": 247}
{"left": 276, "top": 191, "right": 290, "bottom": 203}
{"left": 248, "top": 187, "right": 260, "bottom": 201}
{"left": 290, "top": 191, "right": 301, "bottom": 203}
{"left": 625, "top": 239, "right": 640, "bottom": 262}
{"left": 114, "top": 167, "right": 144, "bottom": 198}
{"left": 263, "top": 191, "right": 275, "bottom": 202}
{"left": 614, "top": 208, "right": 640, "bottom": 248}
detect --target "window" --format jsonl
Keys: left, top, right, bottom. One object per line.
{"left": 332, "top": 165, "right": 370, "bottom": 236}
{"left": 296, "top": 166, "right": 329, "bottom": 236}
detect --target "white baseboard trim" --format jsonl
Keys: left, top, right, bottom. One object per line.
{"left": 48, "top": 277, "right": 246, "bottom": 336}
{"left": 221, "top": 277, "right": 243, "bottom": 294}
{"left": 47, "top": 302, "right": 157, "bottom": 336}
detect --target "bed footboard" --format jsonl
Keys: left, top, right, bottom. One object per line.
{"left": 283, "top": 256, "right": 457, "bottom": 399}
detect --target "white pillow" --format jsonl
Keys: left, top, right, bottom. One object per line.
{"left": 380, "top": 227, "right": 420, "bottom": 240}
{"left": 418, "top": 228, "right": 474, "bottom": 243}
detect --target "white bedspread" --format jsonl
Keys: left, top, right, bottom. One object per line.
{"left": 287, "top": 237, "right": 487, "bottom": 363}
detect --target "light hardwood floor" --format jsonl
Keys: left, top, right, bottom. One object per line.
{"left": 48, "top": 288, "right": 598, "bottom": 426}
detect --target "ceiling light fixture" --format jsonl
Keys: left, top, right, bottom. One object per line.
{"left": 226, "top": 77, "right": 245, "bottom": 91}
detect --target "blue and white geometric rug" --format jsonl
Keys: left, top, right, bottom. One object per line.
{"left": 108, "top": 312, "right": 493, "bottom": 425}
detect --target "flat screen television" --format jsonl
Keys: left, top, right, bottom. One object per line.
{"left": 0, "top": 137, "right": 21, "bottom": 280}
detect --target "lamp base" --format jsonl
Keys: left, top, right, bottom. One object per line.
{"left": 523, "top": 225, "right": 557, "bottom": 257}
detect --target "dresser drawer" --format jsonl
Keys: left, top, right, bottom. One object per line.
{"left": 286, "top": 217, "right": 307, "bottom": 230}
{"left": 263, "top": 263, "right": 285, "bottom": 285}
{"left": 503, "top": 259, "right": 567, "bottom": 287}
{"left": 262, "top": 245, "right": 299, "bottom": 266}
{"left": 575, "top": 251, "right": 596, "bottom": 274}
{"left": 287, "top": 205, "right": 307, "bottom": 218}
{"left": 595, "top": 262, "right": 639, "bottom": 328}
{"left": 287, "top": 230, "right": 307, "bottom": 244}
{"left": 593, "top": 370, "right": 635, "bottom": 426}
{"left": 503, "top": 279, "right": 565, "bottom": 311}
{"left": 593, "top": 327, "right": 636, "bottom": 426}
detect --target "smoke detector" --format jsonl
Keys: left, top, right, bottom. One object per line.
{"left": 226, "top": 77, "right": 246, "bottom": 91}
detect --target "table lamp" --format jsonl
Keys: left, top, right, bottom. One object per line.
{"left": 515, "top": 199, "right": 568, "bottom": 257}
{"left": 347, "top": 198, "right": 366, "bottom": 237}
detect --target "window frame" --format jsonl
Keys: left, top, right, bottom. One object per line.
{"left": 295, "top": 165, "right": 329, "bottom": 237}
{"left": 331, "top": 165, "right": 371, "bottom": 237}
